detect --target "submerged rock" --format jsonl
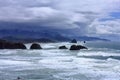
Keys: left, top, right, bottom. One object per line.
{"left": 30, "top": 43, "right": 42, "bottom": 49}
{"left": 71, "top": 39, "right": 77, "bottom": 43}
{"left": 17, "top": 77, "right": 21, "bottom": 80}
{"left": 70, "top": 45, "right": 87, "bottom": 50}
{"left": 59, "top": 45, "right": 68, "bottom": 49}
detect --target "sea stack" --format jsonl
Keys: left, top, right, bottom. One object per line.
{"left": 71, "top": 39, "right": 77, "bottom": 43}
{"left": 0, "top": 39, "right": 26, "bottom": 49}
{"left": 59, "top": 45, "right": 68, "bottom": 49}
{"left": 12, "top": 43, "right": 26, "bottom": 49}
{"left": 30, "top": 43, "right": 42, "bottom": 49}
{"left": 84, "top": 41, "right": 86, "bottom": 43}
{"left": 70, "top": 45, "right": 87, "bottom": 50}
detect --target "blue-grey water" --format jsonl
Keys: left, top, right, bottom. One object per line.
{"left": 0, "top": 41, "right": 120, "bottom": 80}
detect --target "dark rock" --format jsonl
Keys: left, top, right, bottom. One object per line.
{"left": 13, "top": 43, "right": 26, "bottom": 49}
{"left": 84, "top": 41, "right": 86, "bottom": 43}
{"left": 0, "top": 40, "right": 6, "bottom": 49}
{"left": 30, "top": 43, "right": 42, "bottom": 49}
{"left": 70, "top": 45, "right": 87, "bottom": 50}
{"left": 77, "top": 45, "right": 88, "bottom": 49}
{"left": 59, "top": 45, "right": 68, "bottom": 49}
{"left": 0, "top": 39, "right": 26, "bottom": 49}
{"left": 4, "top": 42, "right": 14, "bottom": 49}
{"left": 71, "top": 39, "right": 77, "bottom": 43}
{"left": 17, "top": 77, "right": 21, "bottom": 80}
{"left": 70, "top": 45, "right": 79, "bottom": 50}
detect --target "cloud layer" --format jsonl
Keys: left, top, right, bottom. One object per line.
{"left": 0, "top": 0, "right": 120, "bottom": 40}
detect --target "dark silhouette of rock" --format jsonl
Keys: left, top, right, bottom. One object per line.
{"left": 59, "top": 45, "right": 68, "bottom": 49}
{"left": 70, "top": 45, "right": 87, "bottom": 50}
{"left": 70, "top": 45, "right": 79, "bottom": 50}
{"left": 13, "top": 43, "right": 26, "bottom": 49}
{"left": 30, "top": 43, "right": 42, "bottom": 49}
{"left": 17, "top": 77, "right": 21, "bottom": 80}
{"left": 71, "top": 39, "right": 77, "bottom": 43}
{"left": 0, "top": 39, "right": 26, "bottom": 49}
{"left": 0, "top": 40, "right": 6, "bottom": 49}
{"left": 84, "top": 41, "right": 86, "bottom": 43}
{"left": 77, "top": 45, "right": 88, "bottom": 49}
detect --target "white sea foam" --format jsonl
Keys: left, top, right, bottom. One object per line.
{"left": 77, "top": 51, "right": 120, "bottom": 57}
{"left": 0, "top": 59, "right": 32, "bottom": 66}
{"left": 0, "top": 42, "right": 120, "bottom": 80}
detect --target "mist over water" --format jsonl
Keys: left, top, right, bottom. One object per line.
{"left": 0, "top": 42, "right": 120, "bottom": 80}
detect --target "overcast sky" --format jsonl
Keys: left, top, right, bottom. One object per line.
{"left": 0, "top": 0, "right": 120, "bottom": 40}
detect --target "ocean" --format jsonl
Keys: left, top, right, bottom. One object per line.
{"left": 0, "top": 41, "right": 120, "bottom": 80}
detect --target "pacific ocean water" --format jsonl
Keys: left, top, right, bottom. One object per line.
{"left": 0, "top": 41, "right": 120, "bottom": 80}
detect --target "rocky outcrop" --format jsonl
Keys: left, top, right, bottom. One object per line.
{"left": 70, "top": 45, "right": 87, "bottom": 50}
{"left": 77, "top": 45, "right": 88, "bottom": 49}
{"left": 0, "top": 40, "right": 5, "bottom": 49}
{"left": 30, "top": 43, "right": 42, "bottom": 49}
{"left": 0, "top": 39, "right": 26, "bottom": 49}
{"left": 13, "top": 43, "right": 26, "bottom": 49}
{"left": 71, "top": 39, "right": 77, "bottom": 43}
{"left": 59, "top": 45, "right": 68, "bottom": 49}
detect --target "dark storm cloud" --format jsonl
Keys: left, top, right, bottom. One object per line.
{"left": 0, "top": 0, "right": 120, "bottom": 38}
